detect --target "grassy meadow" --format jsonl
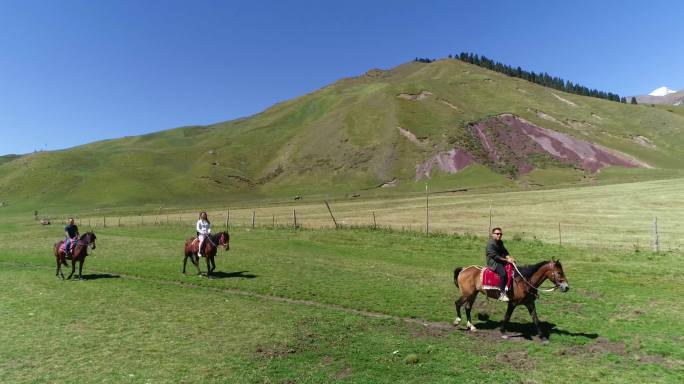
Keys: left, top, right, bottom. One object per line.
{"left": 0, "top": 211, "right": 682, "bottom": 383}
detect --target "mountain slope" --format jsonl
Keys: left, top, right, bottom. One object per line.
{"left": 2, "top": 59, "right": 684, "bottom": 209}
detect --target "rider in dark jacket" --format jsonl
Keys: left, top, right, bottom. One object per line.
{"left": 64, "top": 218, "right": 79, "bottom": 256}
{"left": 486, "top": 227, "right": 515, "bottom": 301}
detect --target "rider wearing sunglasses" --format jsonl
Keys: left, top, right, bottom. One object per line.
{"left": 486, "top": 227, "right": 516, "bottom": 301}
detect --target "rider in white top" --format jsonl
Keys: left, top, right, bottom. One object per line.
{"left": 196, "top": 212, "right": 211, "bottom": 257}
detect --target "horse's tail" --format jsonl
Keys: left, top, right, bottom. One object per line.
{"left": 454, "top": 267, "right": 463, "bottom": 288}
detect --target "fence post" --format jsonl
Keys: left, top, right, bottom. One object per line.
{"left": 103, "top": 216, "right": 106, "bottom": 228}
{"left": 225, "top": 212, "right": 229, "bottom": 228}
{"left": 488, "top": 201, "right": 492, "bottom": 235}
{"left": 272, "top": 214, "right": 275, "bottom": 228}
{"left": 252, "top": 211, "right": 256, "bottom": 229}
{"left": 118, "top": 217, "right": 121, "bottom": 227}
{"left": 558, "top": 222, "right": 562, "bottom": 247}
{"left": 425, "top": 183, "right": 429, "bottom": 235}
{"left": 324, "top": 201, "right": 338, "bottom": 228}
{"left": 372, "top": 211, "right": 377, "bottom": 229}
{"left": 653, "top": 216, "right": 660, "bottom": 253}
{"left": 293, "top": 210, "right": 298, "bottom": 228}
{"left": 141, "top": 214, "right": 144, "bottom": 226}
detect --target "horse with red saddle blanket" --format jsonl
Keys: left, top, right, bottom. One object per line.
{"left": 182, "top": 231, "right": 230, "bottom": 277}
{"left": 53, "top": 231, "right": 97, "bottom": 280}
{"left": 453, "top": 260, "right": 569, "bottom": 341}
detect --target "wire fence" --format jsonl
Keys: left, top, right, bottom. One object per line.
{"left": 40, "top": 198, "right": 683, "bottom": 253}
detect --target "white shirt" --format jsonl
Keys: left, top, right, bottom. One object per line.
{"left": 196, "top": 219, "right": 211, "bottom": 236}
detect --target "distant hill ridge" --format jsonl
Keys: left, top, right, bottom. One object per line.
{"left": 2, "top": 59, "right": 684, "bottom": 208}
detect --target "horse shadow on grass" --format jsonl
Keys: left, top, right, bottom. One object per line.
{"left": 77, "top": 273, "right": 121, "bottom": 281}
{"left": 473, "top": 313, "right": 599, "bottom": 341}
{"left": 209, "top": 271, "right": 258, "bottom": 279}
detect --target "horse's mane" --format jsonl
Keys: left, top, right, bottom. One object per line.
{"left": 210, "top": 231, "right": 228, "bottom": 241}
{"left": 517, "top": 260, "right": 550, "bottom": 279}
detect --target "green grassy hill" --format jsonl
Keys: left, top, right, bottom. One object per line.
{"left": 2, "top": 59, "right": 684, "bottom": 210}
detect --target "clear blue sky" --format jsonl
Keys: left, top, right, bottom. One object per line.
{"left": 1, "top": 0, "right": 682, "bottom": 155}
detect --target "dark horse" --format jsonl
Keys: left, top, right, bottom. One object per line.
{"left": 183, "top": 231, "right": 230, "bottom": 277}
{"left": 453, "top": 260, "right": 569, "bottom": 341}
{"left": 53, "top": 232, "right": 97, "bottom": 280}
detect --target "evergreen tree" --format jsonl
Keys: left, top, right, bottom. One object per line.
{"left": 630, "top": 97, "right": 638, "bottom": 104}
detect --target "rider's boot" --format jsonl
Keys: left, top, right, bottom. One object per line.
{"left": 498, "top": 291, "right": 509, "bottom": 302}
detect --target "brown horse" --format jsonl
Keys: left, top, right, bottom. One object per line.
{"left": 53, "top": 232, "right": 97, "bottom": 280}
{"left": 453, "top": 260, "right": 569, "bottom": 341}
{"left": 183, "top": 231, "right": 230, "bottom": 277}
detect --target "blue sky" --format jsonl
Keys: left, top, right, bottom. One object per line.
{"left": 1, "top": 0, "right": 682, "bottom": 155}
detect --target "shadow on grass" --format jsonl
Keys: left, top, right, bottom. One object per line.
{"left": 475, "top": 313, "right": 599, "bottom": 341}
{"left": 78, "top": 273, "right": 121, "bottom": 281}
{"left": 209, "top": 271, "right": 258, "bottom": 279}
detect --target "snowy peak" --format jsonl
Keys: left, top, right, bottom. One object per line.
{"left": 648, "top": 86, "right": 676, "bottom": 96}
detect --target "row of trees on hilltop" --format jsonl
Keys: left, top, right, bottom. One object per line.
{"left": 455, "top": 52, "right": 624, "bottom": 103}
{"left": 413, "top": 54, "right": 634, "bottom": 103}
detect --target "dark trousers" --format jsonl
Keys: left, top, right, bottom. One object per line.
{"left": 494, "top": 263, "right": 507, "bottom": 291}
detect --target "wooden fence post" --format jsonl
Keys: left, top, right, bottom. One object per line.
{"left": 103, "top": 216, "right": 106, "bottom": 228}
{"left": 252, "top": 211, "right": 256, "bottom": 229}
{"left": 372, "top": 211, "right": 377, "bottom": 229}
{"left": 558, "top": 222, "right": 562, "bottom": 247}
{"left": 293, "top": 210, "right": 298, "bottom": 228}
{"left": 324, "top": 201, "right": 338, "bottom": 228}
{"left": 488, "top": 201, "right": 492, "bottom": 235}
{"left": 425, "top": 184, "right": 429, "bottom": 235}
{"left": 653, "top": 216, "right": 659, "bottom": 253}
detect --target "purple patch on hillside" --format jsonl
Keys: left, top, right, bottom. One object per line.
{"left": 416, "top": 114, "right": 648, "bottom": 179}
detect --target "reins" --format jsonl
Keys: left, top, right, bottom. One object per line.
{"left": 511, "top": 262, "right": 558, "bottom": 293}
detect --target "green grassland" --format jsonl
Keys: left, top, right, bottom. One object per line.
{"left": 2, "top": 59, "right": 684, "bottom": 209}
{"left": 0, "top": 215, "right": 682, "bottom": 383}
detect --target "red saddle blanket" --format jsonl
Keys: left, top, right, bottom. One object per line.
{"left": 59, "top": 240, "right": 77, "bottom": 255}
{"left": 482, "top": 264, "right": 513, "bottom": 291}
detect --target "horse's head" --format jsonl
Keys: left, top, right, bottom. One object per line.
{"left": 547, "top": 260, "right": 569, "bottom": 292}
{"left": 81, "top": 231, "right": 97, "bottom": 250}
{"left": 217, "top": 231, "right": 230, "bottom": 251}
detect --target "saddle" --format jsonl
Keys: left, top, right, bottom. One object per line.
{"left": 59, "top": 240, "right": 77, "bottom": 256}
{"left": 481, "top": 264, "right": 513, "bottom": 291}
{"left": 191, "top": 238, "right": 207, "bottom": 256}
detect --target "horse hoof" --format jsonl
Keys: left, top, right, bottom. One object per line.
{"left": 540, "top": 338, "right": 549, "bottom": 345}
{"left": 501, "top": 334, "right": 509, "bottom": 339}
{"left": 452, "top": 318, "right": 461, "bottom": 326}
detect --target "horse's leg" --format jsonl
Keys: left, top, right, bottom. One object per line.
{"left": 182, "top": 254, "right": 188, "bottom": 275}
{"left": 194, "top": 254, "right": 202, "bottom": 275}
{"left": 453, "top": 296, "right": 466, "bottom": 326}
{"left": 55, "top": 257, "right": 61, "bottom": 278}
{"left": 500, "top": 302, "right": 516, "bottom": 338}
{"left": 67, "top": 257, "right": 76, "bottom": 280}
{"left": 465, "top": 295, "right": 479, "bottom": 331}
{"left": 210, "top": 256, "right": 216, "bottom": 273}
{"left": 524, "top": 301, "right": 546, "bottom": 341}
{"left": 78, "top": 259, "right": 85, "bottom": 280}
{"left": 205, "top": 256, "right": 212, "bottom": 278}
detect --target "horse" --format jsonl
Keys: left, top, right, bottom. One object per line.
{"left": 453, "top": 260, "right": 569, "bottom": 341}
{"left": 183, "top": 231, "right": 230, "bottom": 277}
{"left": 53, "top": 231, "right": 97, "bottom": 280}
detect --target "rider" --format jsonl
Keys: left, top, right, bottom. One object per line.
{"left": 486, "top": 227, "right": 515, "bottom": 302}
{"left": 196, "top": 212, "right": 211, "bottom": 258}
{"left": 64, "top": 217, "right": 79, "bottom": 257}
